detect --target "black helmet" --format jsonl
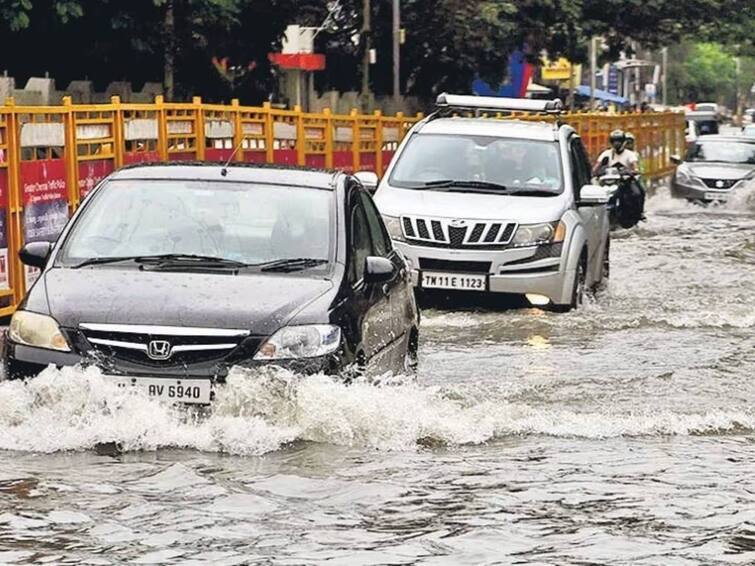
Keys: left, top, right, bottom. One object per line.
{"left": 609, "top": 129, "right": 626, "bottom": 143}
{"left": 625, "top": 132, "right": 636, "bottom": 150}
{"left": 609, "top": 129, "right": 626, "bottom": 152}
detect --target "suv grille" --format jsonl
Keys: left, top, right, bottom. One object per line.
{"left": 78, "top": 323, "right": 251, "bottom": 368}
{"left": 402, "top": 216, "right": 517, "bottom": 249}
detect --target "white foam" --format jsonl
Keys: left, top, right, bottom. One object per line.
{"left": 1, "top": 366, "right": 753, "bottom": 455}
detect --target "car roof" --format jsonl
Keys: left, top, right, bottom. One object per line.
{"left": 109, "top": 162, "right": 342, "bottom": 190}
{"left": 694, "top": 135, "right": 755, "bottom": 143}
{"left": 416, "top": 117, "right": 561, "bottom": 141}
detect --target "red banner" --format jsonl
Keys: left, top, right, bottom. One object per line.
{"left": 124, "top": 151, "right": 161, "bottom": 165}
{"left": 78, "top": 159, "right": 114, "bottom": 199}
{"left": 0, "top": 168, "right": 8, "bottom": 290}
{"left": 334, "top": 151, "right": 354, "bottom": 172}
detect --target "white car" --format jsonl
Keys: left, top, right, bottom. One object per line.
{"left": 366, "top": 94, "right": 611, "bottom": 311}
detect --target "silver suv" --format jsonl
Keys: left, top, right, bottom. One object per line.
{"left": 371, "top": 95, "right": 611, "bottom": 310}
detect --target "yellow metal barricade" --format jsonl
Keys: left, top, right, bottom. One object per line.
{"left": 0, "top": 96, "right": 684, "bottom": 315}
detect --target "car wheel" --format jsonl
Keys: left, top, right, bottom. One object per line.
{"left": 601, "top": 237, "right": 610, "bottom": 282}
{"left": 403, "top": 330, "right": 419, "bottom": 375}
{"left": 552, "top": 255, "right": 586, "bottom": 312}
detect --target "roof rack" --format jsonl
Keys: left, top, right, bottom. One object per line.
{"left": 435, "top": 93, "right": 564, "bottom": 115}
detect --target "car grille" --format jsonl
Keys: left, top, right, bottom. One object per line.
{"left": 402, "top": 216, "right": 517, "bottom": 249}
{"left": 77, "top": 323, "right": 253, "bottom": 368}
{"left": 701, "top": 178, "right": 738, "bottom": 189}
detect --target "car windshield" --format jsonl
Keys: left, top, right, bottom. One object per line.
{"left": 389, "top": 134, "right": 563, "bottom": 194}
{"left": 58, "top": 180, "right": 334, "bottom": 268}
{"left": 687, "top": 140, "right": 755, "bottom": 164}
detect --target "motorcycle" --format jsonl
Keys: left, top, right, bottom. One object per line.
{"left": 597, "top": 164, "right": 646, "bottom": 230}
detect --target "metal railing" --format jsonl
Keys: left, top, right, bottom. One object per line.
{"left": 0, "top": 96, "right": 684, "bottom": 316}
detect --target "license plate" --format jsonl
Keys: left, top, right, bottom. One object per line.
{"left": 704, "top": 191, "right": 728, "bottom": 201}
{"left": 421, "top": 271, "right": 488, "bottom": 291}
{"left": 110, "top": 376, "right": 212, "bottom": 404}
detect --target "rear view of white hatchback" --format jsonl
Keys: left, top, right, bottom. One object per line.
{"left": 372, "top": 95, "right": 612, "bottom": 310}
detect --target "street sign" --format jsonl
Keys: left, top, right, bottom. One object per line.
{"left": 541, "top": 57, "right": 572, "bottom": 81}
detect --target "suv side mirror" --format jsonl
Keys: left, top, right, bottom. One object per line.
{"left": 364, "top": 256, "right": 394, "bottom": 284}
{"left": 355, "top": 171, "right": 379, "bottom": 194}
{"left": 670, "top": 154, "right": 683, "bottom": 165}
{"left": 19, "top": 241, "right": 53, "bottom": 269}
{"left": 578, "top": 184, "right": 611, "bottom": 206}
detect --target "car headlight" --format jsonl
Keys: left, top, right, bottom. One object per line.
{"left": 254, "top": 325, "right": 341, "bottom": 360}
{"left": 511, "top": 221, "right": 566, "bottom": 248}
{"left": 675, "top": 168, "right": 702, "bottom": 186}
{"left": 9, "top": 311, "right": 71, "bottom": 352}
{"left": 381, "top": 215, "right": 406, "bottom": 242}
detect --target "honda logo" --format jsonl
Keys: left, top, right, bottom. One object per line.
{"left": 147, "top": 340, "right": 172, "bottom": 360}
{"left": 449, "top": 219, "right": 468, "bottom": 228}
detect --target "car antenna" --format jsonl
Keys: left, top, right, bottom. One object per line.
{"left": 220, "top": 137, "right": 246, "bottom": 177}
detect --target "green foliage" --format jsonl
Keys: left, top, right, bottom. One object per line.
{"left": 0, "top": 0, "right": 752, "bottom": 104}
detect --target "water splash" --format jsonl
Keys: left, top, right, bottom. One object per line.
{"left": 1, "top": 366, "right": 753, "bottom": 455}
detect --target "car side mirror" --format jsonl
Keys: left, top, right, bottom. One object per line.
{"left": 578, "top": 184, "right": 611, "bottom": 206}
{"left": 364, "top": 256, "right": 394, "bottom": 284}
{"left": 670, "top": 154, "right": 683, "bottom": 165}
{"left": 19, "top": 241, "right": 53, "bottom": 269}
{"left": 354, "top": 171, "right": 379, "bottom": 194}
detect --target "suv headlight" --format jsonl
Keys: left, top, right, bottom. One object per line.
{"left": 254, "top": 325, "right": 341, "bottom": 360}
{"left": 511, "top": 221, "right": 566, "bottom": 248}
{"left": 381, "top": 215, "right": 406, "bottom": 242}
{"left": 9, "top": 311, "right": 71, "bottom": 352}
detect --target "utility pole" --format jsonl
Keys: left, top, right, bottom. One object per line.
{"left": 392, "top": 0, "right": 400, "bottom": 100}
{"left": 589, "top": 37, "right": 597, "bottom": 110}
{"left": 361, "top": 0, "right": 371, "bottom": 110}
{"left": 164, "top": 0, "right": 175, "bottom": 101}
{"left": 735, "top": 56, "right": 742, "bottom": 125}
{"left": 661, "top": 47, "right": 668, "bottom": 107}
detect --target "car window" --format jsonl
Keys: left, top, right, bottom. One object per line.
{"left": 349, "top": 199, "right": 372, "bottom": 284}
{"left": 58, "top": 180, "right": 334, "bottom": 267}
{"left": 569, "top": 138, "right": 590, "bottom": 195}
{"left": 388, "top": 134, "right": 564, "bottom": 194}
{"left": 358, "top": 191, "right": 391, "bottom": 257}
{"left": 573, "top": 137, "right": 592, "bottom": 184}
{"left": 687, "top": 140, "right": 755, "bottom": 163}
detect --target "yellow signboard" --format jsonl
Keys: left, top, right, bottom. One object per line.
{"left": 541, "top": 57, "right": 573, "bottom": 81}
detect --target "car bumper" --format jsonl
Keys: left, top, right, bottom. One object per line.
{"left": 394, "top": 241, "right": 572, "bottom": 304}
{"left": 2, "top": 333, "right": 341, "bottom": 381}
{"left": 670, "top": 180, "right": 733, "bottom": 201}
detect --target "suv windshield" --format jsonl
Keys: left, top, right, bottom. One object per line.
{"left": 389, "top": 134, "right": 563, "bottom": 194}
{"left": 687, "top": 140, "right": 755, "bottom": 164}
{"left": 58, "top": 180, "right": 334, "bottom": 268}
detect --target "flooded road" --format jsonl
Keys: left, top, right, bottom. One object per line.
{"left": 1, "top": 186, "right": 754, "bottom": 564}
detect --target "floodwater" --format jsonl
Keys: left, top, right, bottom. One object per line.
{"left": 1, "top": 186, "right": 754, "bottom": 565}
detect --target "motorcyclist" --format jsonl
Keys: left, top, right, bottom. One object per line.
{"left": 624, "top": 132, "right": 645, "bottom": 175}
{"left": 594, "top": 129, "right": 646, "bottom": 228}
{"left": 593, "top": 129, "right": 639, "bottom": 176}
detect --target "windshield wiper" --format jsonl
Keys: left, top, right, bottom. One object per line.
{"left": 504, "top": 188, "right": 557, "bottom": 196}
{"left": 419, "top": 180, "right": 509, "bottom": 194}
{"left": 257, "top": 258, "right": 329, "bottom": 272}
{"left": 422, "top": 179, "right": 508, "bottom": 190}
{"left": 134, "top": 254, "right": 249, "bottom": 268}
{"left": 72, "top": 254, "right": 250, "bottom": 270}
{"left": 71, "top": 256, "right": 142, "bottom": 269}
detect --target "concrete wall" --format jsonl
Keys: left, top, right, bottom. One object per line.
{"left": 0, "top": 75, "right": 165, "bottom": 105}
{"left": 309, "top": 90, "right": 424, "bottom": 116}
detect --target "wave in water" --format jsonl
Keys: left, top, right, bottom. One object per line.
{"left": 1, "top": 366, "right": 753, "bottom": 455}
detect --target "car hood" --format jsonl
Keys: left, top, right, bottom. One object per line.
{"left": 684, "top": 162, "right": 755, "bottom": 180}
{"left": 375, "top": 186, "right": 567, "bottom": 223}
{"left": 42, "top": 267, "right": 334, "bottom": 335}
